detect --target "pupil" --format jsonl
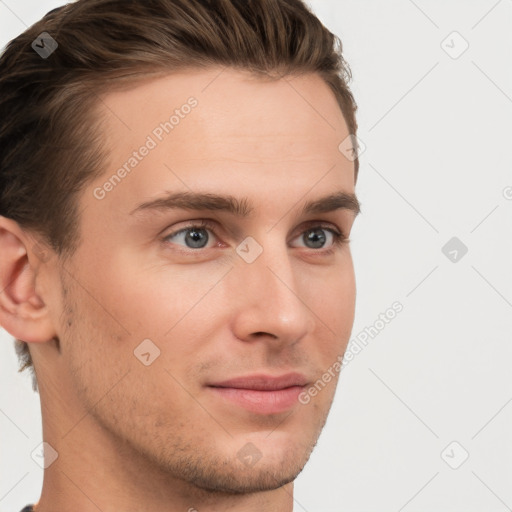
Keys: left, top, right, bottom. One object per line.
{"left": 306, "top": 228, "right": 326, "bottom": 248}
{"left": 186, "top": 228, "right": 208, "bottom": 248}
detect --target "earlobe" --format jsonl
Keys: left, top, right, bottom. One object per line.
{"left": 0, "top": 216, "right": 57, "bottom": 344}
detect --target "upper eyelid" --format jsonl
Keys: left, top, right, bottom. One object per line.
{"left": 164, "top": 220, "right": 220, "bottom": 239}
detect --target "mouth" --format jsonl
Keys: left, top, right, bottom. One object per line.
{"left": 206, "top": 373, "right": 309, "bottom": 415}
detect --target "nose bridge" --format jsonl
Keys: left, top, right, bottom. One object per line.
{"left": 231, "top": 234, "right": 313, "bottom": 342}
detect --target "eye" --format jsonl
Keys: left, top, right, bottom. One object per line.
{"left": 290, "top": 225, "right": 347, "bottom": 252}
{"left": 161, "top": 220, "right": 348, "bottom": 253}
{"left": 162, "top": 220, "right": 219, "bottom": 250}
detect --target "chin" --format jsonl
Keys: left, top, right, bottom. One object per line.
{"left": 187, "top": 454, "right": 306, "bottom": 495}
{"left": 195, "top": 432, "right": 316, "bottom": 494}
{"left": 156, "top": 430, "right": 316, "bottom": 496}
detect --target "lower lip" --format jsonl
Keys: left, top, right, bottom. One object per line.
{"left": 208, "top": 385, "right": 305, "bottom": 414}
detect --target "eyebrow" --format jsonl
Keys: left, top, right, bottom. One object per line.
{"left": 130, "top": 190, "right": 361, "bottom": 218}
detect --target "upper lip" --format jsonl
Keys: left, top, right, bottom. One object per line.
{"left": 208, "top": 373, "right": 309, "bottom": 391}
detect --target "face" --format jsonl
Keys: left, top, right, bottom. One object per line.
{"left": 42, "top": 68, "right": 358, "bottom": 493}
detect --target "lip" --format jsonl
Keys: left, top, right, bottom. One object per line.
{"left": 207, "top": 373, "right": 308, "bottom": 414}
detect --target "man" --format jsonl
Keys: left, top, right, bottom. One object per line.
{"left": 0, "top": 0, "right": 361, "bottom": 510}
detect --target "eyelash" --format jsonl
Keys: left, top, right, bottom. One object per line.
{"left": 161, "top": 219, "right": 348, "bottom": 255}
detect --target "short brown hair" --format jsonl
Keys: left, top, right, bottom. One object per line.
{"left": 0, "top": 0, "right": 359, "bottom": 391}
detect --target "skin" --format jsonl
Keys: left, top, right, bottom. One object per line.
{"left": 0, "top": 68, "right": 358, "bottom": 512}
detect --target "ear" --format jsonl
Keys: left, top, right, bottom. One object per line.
{"left": 0, "top": 215, "right": 57, "bottom": 343}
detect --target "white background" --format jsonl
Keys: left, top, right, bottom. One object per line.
{"left": 1, "top": 1, "right": 511, "bottom": 511}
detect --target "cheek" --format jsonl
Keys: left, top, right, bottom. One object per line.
{"left": 303, "top": 257, "right": 356, "bottom": 348}
{"left": 77, "top": 249, "right": 224, "bottom": 342}
{"left": 335, "top": 267, "right": 356, "bottom": 340}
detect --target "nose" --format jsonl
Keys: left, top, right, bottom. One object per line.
{"left": 229, "top": 239, "right": 315, "bottom": 348}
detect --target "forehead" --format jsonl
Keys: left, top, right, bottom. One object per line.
{"left": 101, "top": 68, "right": 347, "bottom": 132}
{"left": 87, "top": 68, "right": 355, "bottom": 218}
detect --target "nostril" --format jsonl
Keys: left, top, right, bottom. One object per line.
{"left": 251, "top": 331, "right": 278, "bottom": 339}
